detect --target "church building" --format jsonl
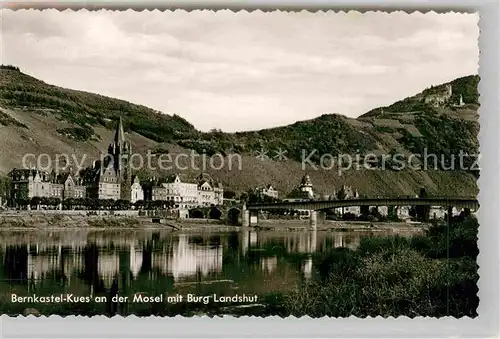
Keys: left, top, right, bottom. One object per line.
{"left": 85, "top": 117, "right": 133, "bottom": 201}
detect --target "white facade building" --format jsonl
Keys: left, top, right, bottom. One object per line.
{"left": 256, "top": 185, "right": 279, "bottom": 200}
{"left": 97, "top": 166, "right": 121, "bottom": 200}
{"left": 162, "top": 174, "right": 199, "bottom": 209}
{"left": 196, "top": 173, "right": 224, "bottom": 207}
{"left": 396, "top": 206, "right": 412, "bottom": 221}
{"left": 131, "top": 176, "right": 144, "bottom": 204}
{"left": 330, "top": 184, "right": 360, "bottom": 216}
{"left": 284, "top": 174, "right": 315, "bottom": 202}
{"left": 299, "top": 174, "right": 314, "bottom": 199}
{"left": 149, "top": 173, "right": 224, "bottom": 208}
{"left": 429, "top": 206, "right": 447, "bottom": 220}
{"left": 342, "top": 205, "right": 361, "bottom": 216}
{"left": 31, "top": 171, "right": 51, "bottom": 198}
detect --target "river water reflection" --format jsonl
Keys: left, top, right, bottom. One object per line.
{"left": 0, "top": 229, "right": 418, "bottom": 315}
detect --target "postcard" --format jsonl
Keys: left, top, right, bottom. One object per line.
{"left": 0, "top": 9, "right": 479, "bottom": 319}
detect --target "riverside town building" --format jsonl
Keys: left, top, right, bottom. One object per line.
{"left": 7, "top": 118, "right": 224, "bottom": 209}
{"left": 8, "top": 168, "right": 86, "bottom": 202}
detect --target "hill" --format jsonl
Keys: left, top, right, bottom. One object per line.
{"left": 0, "top": 66, "right": 479, "bottom": 198}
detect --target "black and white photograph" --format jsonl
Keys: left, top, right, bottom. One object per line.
{"left": 0, "top": 9, "right": 481, "bottom": 319}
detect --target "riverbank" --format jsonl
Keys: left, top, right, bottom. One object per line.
{"left": 0, "top": 212, "right": 427, "bottom": 232}
{"left": 0, "top": 213, "right": 142, "bottom": 230}
{"left": 256, "top": 219, "right": 427, "bottom": 232}
{"left": 277, "top": 215, "right": 479, "bottom": 318}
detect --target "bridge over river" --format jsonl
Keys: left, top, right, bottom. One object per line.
{"left": 243, "top": 197, "right": 479, "bottom": 228}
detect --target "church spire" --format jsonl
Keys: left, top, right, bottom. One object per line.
{"left": 114, "top": 116, "right": 125, "bottom": 145}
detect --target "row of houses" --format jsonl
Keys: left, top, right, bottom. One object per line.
{"left": 9, "top": 169, "right": 86, "bottom": 202}
{"left": 7, "top": 118, "right": 224, "bottom": 209}
{"left": 7, "top": 169, "right": 224, "bottom": 209}
{"left": 273, "top": 174, "right": 459, "bottom": 221}
{"left": 142, "top": 173, "right": 224, "bottom": 209}
{"left": 252, "top": 174, "right": 358, "bottom": 205}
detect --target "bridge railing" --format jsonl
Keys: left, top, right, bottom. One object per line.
{"left": 247, "top": 197, "right": 479, "bottom": 210}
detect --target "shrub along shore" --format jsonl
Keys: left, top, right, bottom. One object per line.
{"left": 268, "top": 214, "right": 478, "bottom": 318}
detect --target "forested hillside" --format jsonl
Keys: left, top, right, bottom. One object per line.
{"left": 0, "top": 66, "right": 479, "bottom": 197}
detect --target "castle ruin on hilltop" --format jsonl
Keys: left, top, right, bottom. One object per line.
{"left": 423, "top": 83, "right": 465, "bottom": 108}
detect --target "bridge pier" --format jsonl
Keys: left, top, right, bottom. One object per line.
{"left": 242, "top": 204, "right": 250, "bottom": 227}
{"left": 416, "top": 204, "right": 430, "bottom": 222}
{"left": 249, "top": 210, "right": 259, "bottom": 226}
{"left": 447, "top": 206, "right": 453, "bottom": 222}
{"left": 309, "top": 210, "right": 325, "bottom": 229}
{"left": 463, "top": 207, "right": 471, "bottom": 217}
{"left": 309, "top": 210, "right": 317, "bottom": 229}
{"left": 242, "top": 204, "right": 259, "bottom": 227}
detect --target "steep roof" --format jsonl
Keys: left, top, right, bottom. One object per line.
{"left": 164, "top": 173, "right": 195, "bottom": 183}
{"left": 197, "top": 172, "right": 213, "bottom": 181}
{"left": 53, "top": 172, "right": 71, "bottom": 184}
{"left": 300, "top": 174, "right": 312, "bottom": 186}
{"left": 114, "top": 116, "right": 126, "bottom": 145}
{"left": 196, "top": 172, "right": 223, "bottom": 188}
{"left": 8, "top": 168, "right": 42, "bottom": 180}
{"left": 286, "top": 186, "right": 312, "bottom": 200}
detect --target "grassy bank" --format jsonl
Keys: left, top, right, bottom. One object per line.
{"left": 0, "top": 214, "right": 143, "bottom": 229}
{"left": 272, "top": 215, "right": 478, "bottom": 318}
{"left": 0, "top": 212, "right": 426, "bottom": 232}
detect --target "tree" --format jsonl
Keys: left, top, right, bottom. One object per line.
{"left": 114, "top": 199, "right": 131, "bottom": 210}
{"left": 96, "top": 199, "right": 107, "bottom": 210}
{"left": 239, "top": 192, "right": 249, "bottom": 203}
{"left": 153, "top": 200, "right": 167, "bottom": 209}
{"left": 0, "top": 176, "right": 11, "bottom": 203}
{"left": 262, "top": 195, "right": 281, "bottom": 204}
{"left": 337, "top": 189, "right": 347, "bottom": 200}
{"left": 416, "top": 188, "right": 431, "bottom": 221}
{"left": 30, "top": 197, "right": 42, "bottom": 209}
{"left": 17, "top": 198, "right": 29, "bottom": 209}
{"left": 46, "top": 197, "right": 60, "bottom": 208}
{"left": 134, "top": 200, "right": 145, "bottom": 210}
{"left": 103, "top": 199, "right": 115, "bottom": 210}
{"left": 223, "top": 190, "right": 237, "bottom": 199}
{"left": 143, "top": 200, "right": 154, "bottom": 210}
{"left": 40, "top": 197, "right": 50, "bottom": 208}
{"left": 0, "top": 64, "right": 20, "bottom": 71}
{"left": 73, "top": 198, "right": 85, "bottom": 209}
{"left": 88, "top": 198, "right": 100, "bottom": 210}
{"left": 82, "top": 197, "right": 92, "bottom": 209}
{"left": 63, "top": 198, "right": 75, "bottom": 210}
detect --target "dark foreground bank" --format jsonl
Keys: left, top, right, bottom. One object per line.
{"left": 274, "top": 214, "right": 479, "bottom": 318}
{"left": 0, "top": 214, "right": 477, "bottom": 318}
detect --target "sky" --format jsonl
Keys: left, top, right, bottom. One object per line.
{"left": 2, "top": 10, "right": 479, "bottom": 132}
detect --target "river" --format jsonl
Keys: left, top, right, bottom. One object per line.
{"left": 0, "top": 228, "right": 420, "bottom": 316}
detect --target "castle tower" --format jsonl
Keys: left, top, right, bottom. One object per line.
{"left": 446, "top": 84, "right": 452, "bottom": 98}
{"left": 299, "top": 174, "right": 314, "bottom": 199}
{"left": 108, "top": 117, "right": 132, "bottom": 201}
{"left": 459, "top": 94, "right": 464, "bottom": 106}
